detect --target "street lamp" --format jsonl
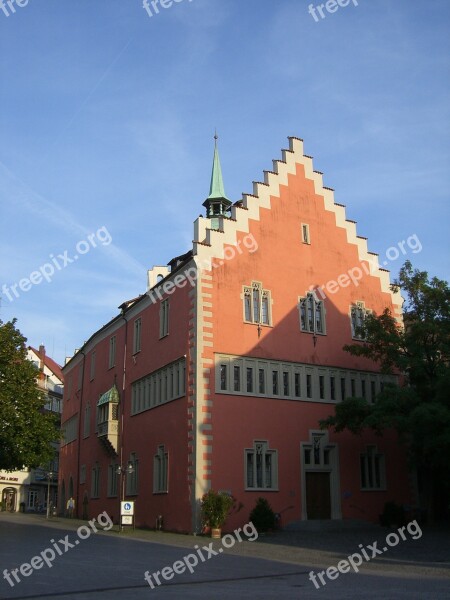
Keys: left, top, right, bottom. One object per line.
{"left": 46, "top": 471, "right": 54, "bottom": 519}
{"left": 117, "top": 461, "right": 134, "bottom": 501}
{"left": 117, "top": 462, "right": 134, "bottom": 531}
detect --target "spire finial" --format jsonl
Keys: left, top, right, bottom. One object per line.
{"left": 214, "top": 129, "right": 218, "bottom": 146}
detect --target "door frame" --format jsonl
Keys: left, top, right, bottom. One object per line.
{"left": 300, "top": 430, "right": 341, "bottom": 520}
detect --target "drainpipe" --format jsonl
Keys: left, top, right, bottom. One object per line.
{"left": 119, "top": 309, "right": 128, "bottom": 523}
{"left": 75, "top": 350, "right": 86, "bottom": 519}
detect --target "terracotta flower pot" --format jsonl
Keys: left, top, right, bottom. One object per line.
{"left": 211, "top": 528, "right": 221, "bottom": 539}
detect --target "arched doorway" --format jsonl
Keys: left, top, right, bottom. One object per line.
{"left": 2, "top": 488, "right": 17, "bottom": 512}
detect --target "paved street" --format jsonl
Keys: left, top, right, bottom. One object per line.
{"left": 1, "top": 512, "right": 449, "bottom": 599}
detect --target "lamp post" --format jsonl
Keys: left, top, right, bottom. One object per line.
{"left": 46, "top": 471, "right": 53, "bottom": 519}
{"left": 117, "top": 462, "right": 134, "bottom": 531}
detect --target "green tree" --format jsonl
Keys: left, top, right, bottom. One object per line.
{"left": 320, "top": 261, "right": 450, "bottom": 519}
{"left": 0, "top": 319, "right": 59, "bottom": 471}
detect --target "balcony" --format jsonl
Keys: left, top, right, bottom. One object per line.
{"left": 97, "top": 385, "right": 120, "bottom": 456}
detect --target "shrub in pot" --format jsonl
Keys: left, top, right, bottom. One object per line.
{"left": 200, "top": 490, "right": 234, "bottom": 538}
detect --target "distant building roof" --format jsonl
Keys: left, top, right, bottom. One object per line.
{"left": 28, "top": 346, "right": 64, "bottom": 382}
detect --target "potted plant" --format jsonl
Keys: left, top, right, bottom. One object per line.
{"left": 200, "top": 490, "right": 234, "bottom": 538}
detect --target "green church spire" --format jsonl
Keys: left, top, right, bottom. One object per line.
{"left": 207, "top": 132, "right": 230, "bottom": 201}
{"left": 203, "top": 132, "right": 232, "bottom": 228}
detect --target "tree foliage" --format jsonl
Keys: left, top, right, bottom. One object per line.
{"left": 320, "top": 261, "right": 450, "bottom": 476}
{"left": 0, "top": 319, "right": 59, "bottom": 471}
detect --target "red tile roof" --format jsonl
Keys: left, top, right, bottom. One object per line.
{"left": 28, "top": 346, "right": 64, "bottom": 382}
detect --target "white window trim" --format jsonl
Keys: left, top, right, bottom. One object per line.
{"left": 301, "top": 223, "right": 311, "bottom": 244}
{"left": 350, "top": 301, "right": 372, "bottom": 340}
{"left": 242, "top": 281, "right": 273, "bottom": 327}
{"left": 298, "top": 293, "right": 327, "bottom": 335}
{"left": 244, "top": 440, "right": 278, "bottom": 491}
{"left": 360, "top": 445, "right": 386, "bottom": 491}
{"left": 215, "top": 354, "right": 397, "bottom": 405}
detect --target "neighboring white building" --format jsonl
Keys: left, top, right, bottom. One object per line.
{"left": 0, "top": 345, "right": 63, "bottom": 513}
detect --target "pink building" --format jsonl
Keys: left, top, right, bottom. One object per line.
{"left": 59, "top": 136, "right": 413, "bottom": 531}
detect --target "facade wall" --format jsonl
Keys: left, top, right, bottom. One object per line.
{"left": 59, "top": 273, "right": 193, "bottom": 531}
{"left": 60, "top": 136, "right": 413, "bottom": 531}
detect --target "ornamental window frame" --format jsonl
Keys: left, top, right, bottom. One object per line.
{"left": 299, "top": 293, "right": 326, "bottom": 335}
{"left": 244, "top": 440, "right": 278, "bottom": 491}
{"left": 153, "top": 445, "right": 169, "bottom": 494}
{"left": 242, "top": 281, "right": 272, "bottom": 327}
{"left": 360, "top": 445, "right": 386, "bottom": 491}
{"left": 350, "top": 301, "right": 372, "bottom": 340}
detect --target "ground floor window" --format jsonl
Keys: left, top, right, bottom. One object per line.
{"left": 245, "top": 441, "right": 278, "bottom": 490}
{"left": 360, "top": 446, "right": 386, "bottom": 490}
{"left": 153, "top": 445, "right": 168, "bottom": 493}
{"left": 27, "top": 490, "right": 39, "bottom": 510}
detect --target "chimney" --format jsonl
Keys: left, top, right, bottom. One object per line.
{"left": 38, "top": 344, "right": 45, "bottom": 372}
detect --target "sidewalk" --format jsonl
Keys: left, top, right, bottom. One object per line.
{"left": 3, "top": 511, "right": 449, "bottom": 581}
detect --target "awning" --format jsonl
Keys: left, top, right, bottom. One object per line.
{"left": 97, "top": 385, "right": 120, "bottom": 407}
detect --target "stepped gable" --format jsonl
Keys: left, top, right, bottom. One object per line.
{"left": 192, "top": 136, "right": 403, "bottom": 320}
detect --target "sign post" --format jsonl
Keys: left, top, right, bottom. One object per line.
{"left": 120, "top": 501, "right": 135, "bottom": 530}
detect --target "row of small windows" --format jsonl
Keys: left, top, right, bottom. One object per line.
{"left": 248, "top": 440, "right": 385, "bottom": 492}
{"left": 217, "top": 355, "right": 396, "bottom": 403}
{"left": 242, "top": 281, "right": 371, "bottom": 341}
{"left": 79, "top": 447, "right": 168, "bottom": 498}
{"left": 80, "top": 440, "right": 384, "bottom": 496}
{"left": 70, "top": 301, "right": 171, "bottom": 393}
{"left": 131, "top": 358, "right": 186, "bottom": 416}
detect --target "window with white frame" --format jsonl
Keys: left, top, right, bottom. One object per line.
{"left": 303, "top": 432, "right": 331, "bottom": 467}
{"left": 107, "top": 463, "right": 119, "bottom": 497}
{"left": 160, "top": 299, "right": 169, "bottom": 338}
{"left": 126, "top": 453, "right": 139, "bottom": 496}
{"left": 245, "top": 441, "right": 278, "bottom": 490}
{"left": 27, "top": 490, "right": 39, "bottom": 510}
{"left": 153, "top": 445, "right": 168, "bottom": 493}
{"left": 299, "top": 293, "right": 325, "bottom": 334}
{"left": 215, "top": 354, "right": 396, "bottom": 405}
{"left": 350, "top": 301, "right": 371, "bottom": 340}
{"left": 108, "top": 336, "right": 116, "bottom": 369}
{"left": 301, "top": 223, "right": 310, "bottom": 244}
{"left": 243, "top": 281, "right": 271, "bottom": 326}
{"left": 133, "top": 318, "right": 142, "bottom": 354}
{"left": 360, "top": 446, "right": 385, "bottom": 490}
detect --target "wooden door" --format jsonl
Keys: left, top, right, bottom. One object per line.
{"left": 305, "top": 472, "right": 331, "bottom": 519}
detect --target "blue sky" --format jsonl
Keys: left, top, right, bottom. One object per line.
{"left": 0, "top": 0, "right": 449, "bottom": 365}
